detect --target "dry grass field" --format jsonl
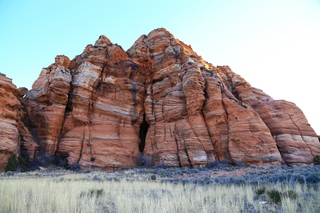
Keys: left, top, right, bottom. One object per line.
{"left": 0, "top": 166, "right": 319, "bottom": 213}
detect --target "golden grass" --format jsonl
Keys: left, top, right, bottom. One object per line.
{"left": 0, "top": 172, "right": 319, "bottom": 213}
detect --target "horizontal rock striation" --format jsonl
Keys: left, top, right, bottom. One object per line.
{"left": 1, "top": 28, "right": 319, "bottom": 171}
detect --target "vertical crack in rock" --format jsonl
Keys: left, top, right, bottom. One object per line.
{"left": 174, "top": 125, "right": 192, "bottom": 167}
{"left": 130, "top": 82, "right": 139, "bottom": 125}
{"left": 173, "top": 130, "right": 182, "bottom": 167}
{"left": 77, "top": 129, "right": 86, "bottom": 164}
{"left": 288, "top": 113, "right": 314, "bottom": 158}
{"left": 139, "top": 115, "right": 149, "bottom": 152}
{"left": 273, "top": 135, "right": 288, "bottom": 166}
{"left": 220, "top": 95, "right": 231, "bottom": 162}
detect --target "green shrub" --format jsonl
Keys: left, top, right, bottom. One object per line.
{"left": 266, "top": 189, "right": 281, "bottom": 204}
{"left": 314, "top": 155, "right": 320, "bottom": 165}
{"left": 255, "top": 186, "right": 266, "bottom": 195}
{"left": 80, "top": 189, "right": 104, "bottom": 198}
{"left": 306, "top": 173, "right": 320, "bottom": 183}
{"left": 5, "top": 154, "right": 27, "bottom": 172}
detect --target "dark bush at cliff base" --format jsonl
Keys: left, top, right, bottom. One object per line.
{"left": 67, "top": 163, "right": 80, "bottom": 171}
{"left": 314, "top": 155, "right": 320, "bottom": 165}
{"left": 137, "top": 153, "right": 153, "bottom": 167}
{"left": 5, "top": 154, "right": 27, "bottom": 172}
{"left": 158, "top": 165, "right": 320, "bottom": 186}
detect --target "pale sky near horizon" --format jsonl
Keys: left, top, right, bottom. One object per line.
{"left": 1, "top": 0, "right": 320, "bottom": 134}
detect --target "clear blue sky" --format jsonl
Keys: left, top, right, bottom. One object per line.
{"left": 1, "top": 0, "right": 320, "bottom": 134}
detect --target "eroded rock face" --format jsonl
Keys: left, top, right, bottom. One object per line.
{"left": 56, "top": 36, "right": 147, "bottom": 170}
{"left": 128, "top": 29, "right": 282, "bottom": 167}
{"left": 218, "top": 65, "right": 320, "bottom": 166}
{"left": 0, "top": 74, "right": 22, "bottom": 171}
{"left": 24, "top": 55, "right": 72, "bottom": 155}
{"left": 127, "top": 28, "right": 319, "bottom": 167}
{"left": 2, "top": 28, "right": 319, "bottom": 171}
{"left": 24, "top": 37, "right": 147, "bottom": 170}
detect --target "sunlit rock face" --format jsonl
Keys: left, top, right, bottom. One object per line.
{"left": 219, "top": 65, "right": 320, "bottom": 166}
{"left": 23, "top": 55, "right": 72, "bottom": 156}
{"left": 128, "top": 28, "right": 283, "bottom": 167}
{"left": 22, "top": 37, "right": 147, "bottom": 170}
{"left": 56, "top": 36, "right": 147, "bottom": 170}
{"left": 0, "top": 74, "right": 24, "bottom": 171}
{"left": 2, "top": 28, "right": 319, "bottom": 171}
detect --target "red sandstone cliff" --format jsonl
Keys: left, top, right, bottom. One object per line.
{"left": 1, "top": 28, "right": 319, "bottom": 171}
{"left": 0, "top": 74, "right": 21, "bottom": 171}
{"left": 127, "top": 29, "right": 283, "bottom": 167}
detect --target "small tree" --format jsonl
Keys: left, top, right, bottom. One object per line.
{"left": 5, "top": 154, "right": 27, "bottom": 172}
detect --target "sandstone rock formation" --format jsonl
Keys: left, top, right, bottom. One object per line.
{"left": 23, "top": 55, "right": 71, "bottom": 156}
{"left": 127, "top": 29, "right": 282, "bottom": 167}
{"left": 0, "top": 74, "right": 23, "bottom": 171}
{"left": 22, "top": 38, "right": 147, "bottom": 170}
{"left": 1, "top": 28, "right": 320, "bottom": 171}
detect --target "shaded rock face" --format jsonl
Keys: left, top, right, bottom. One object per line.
{"left": 2, "top": 28, "right": 320, "bottom": 171}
